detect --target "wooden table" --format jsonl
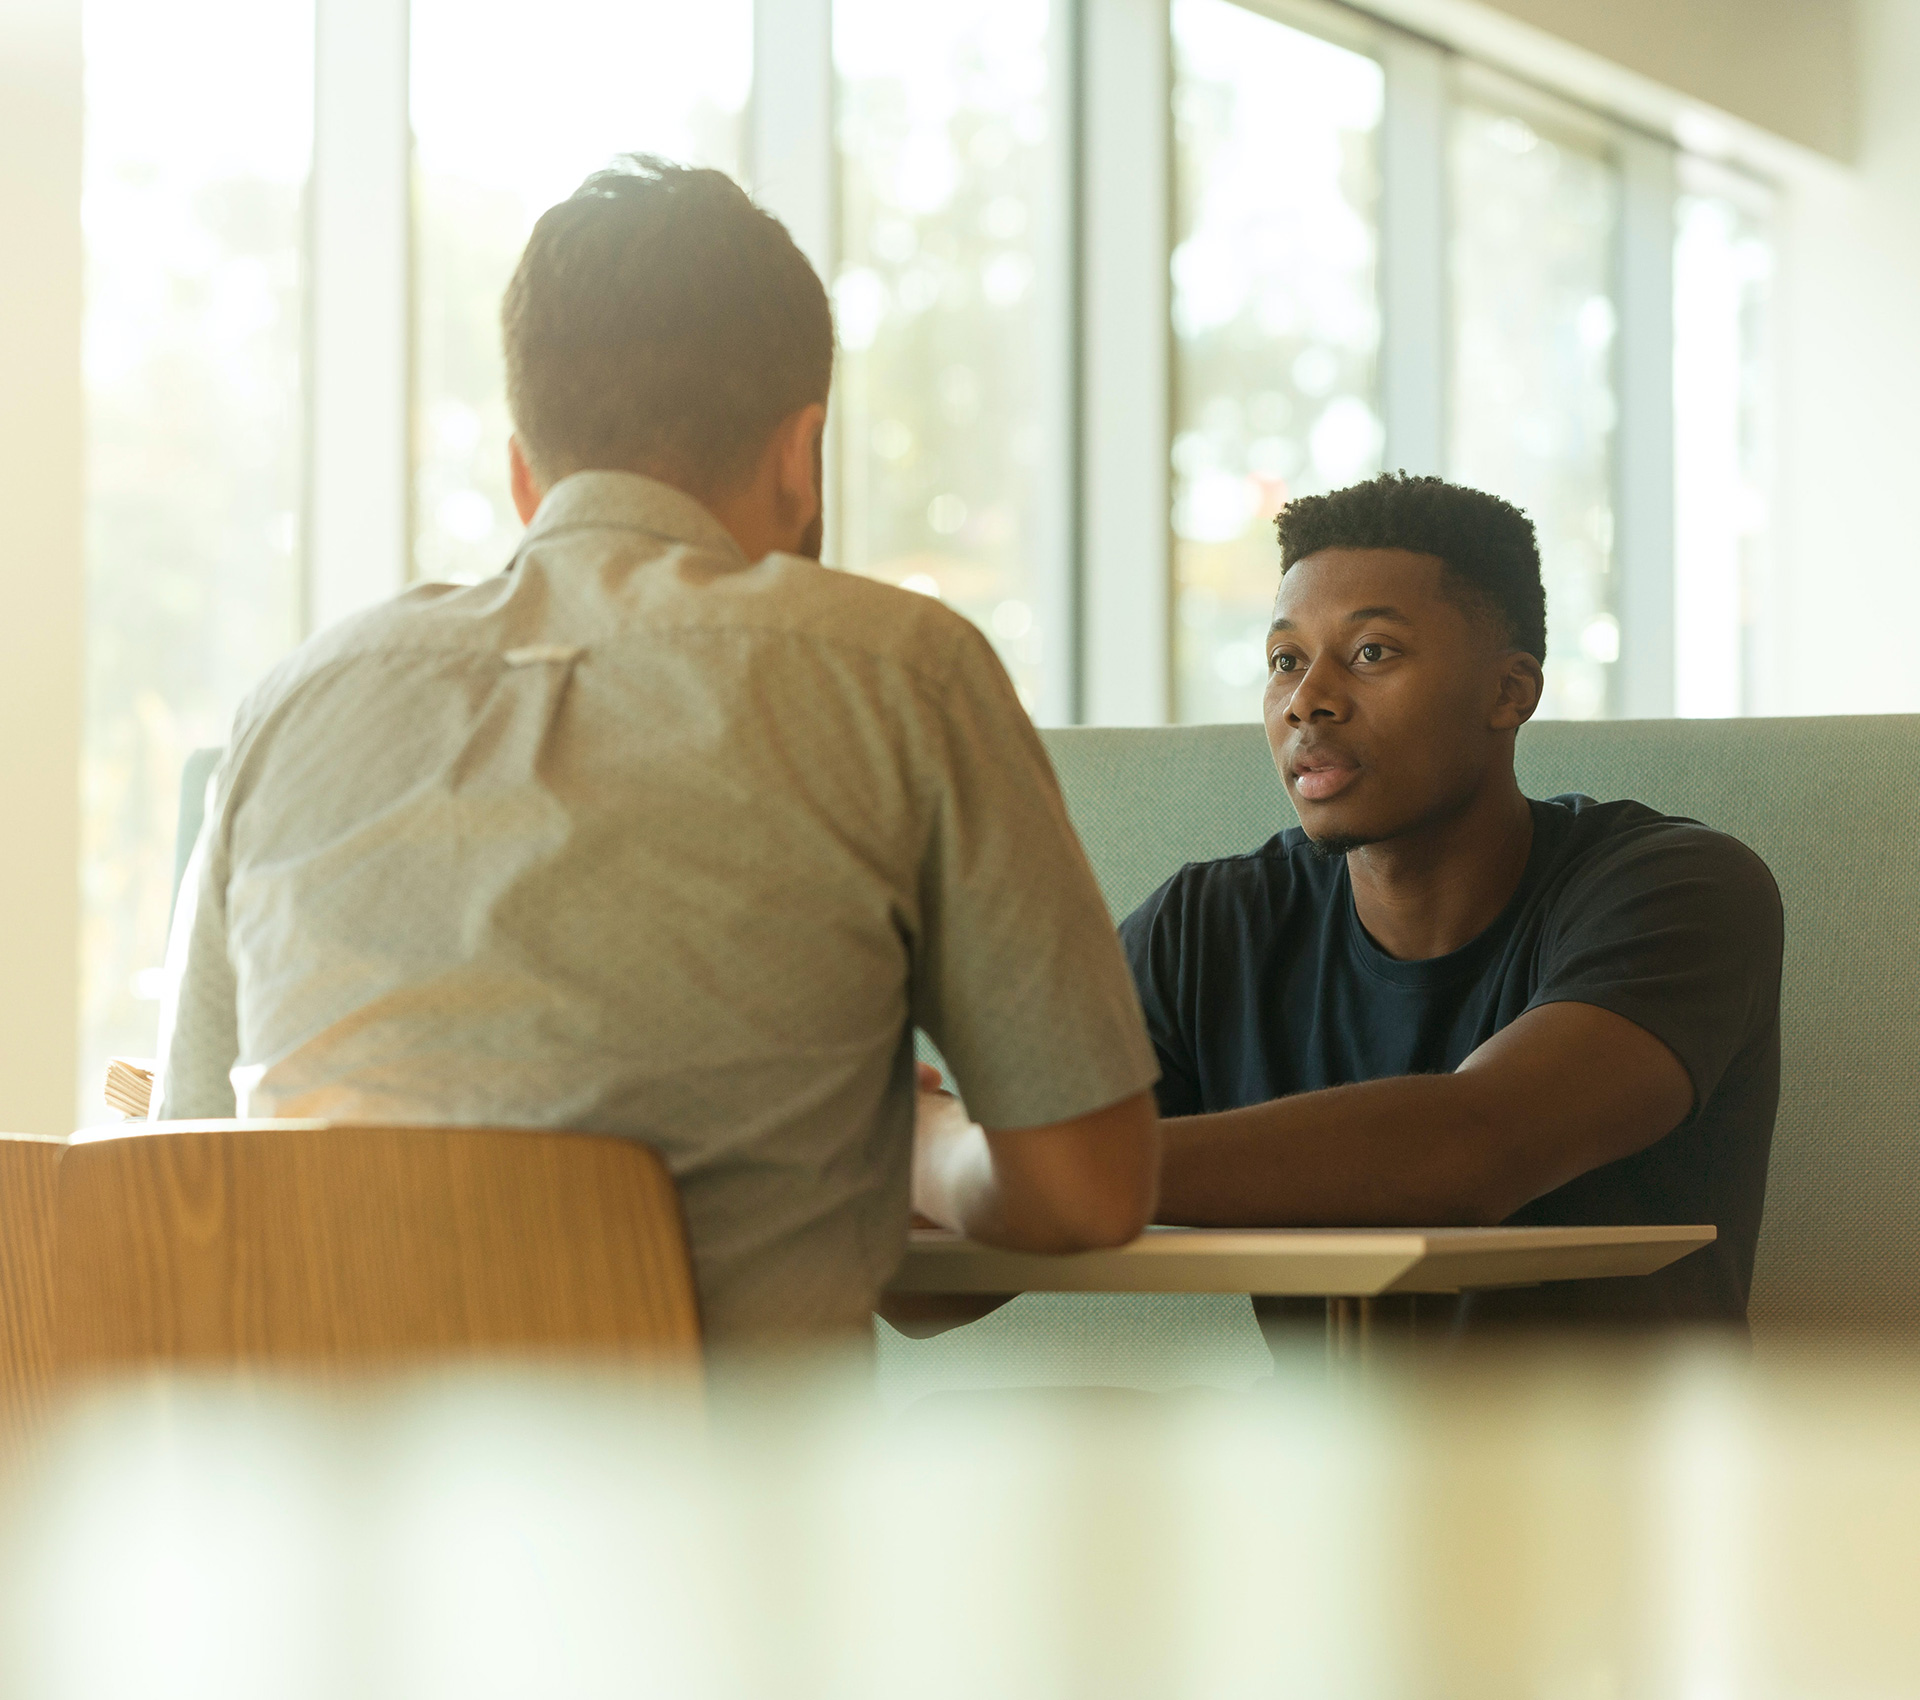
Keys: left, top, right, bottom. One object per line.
{"left": 887, "top": 1223, "right": 1717, "bottom": 1360}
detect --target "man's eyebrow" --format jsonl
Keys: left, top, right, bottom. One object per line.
{"left": 1267, "top": 605, "right": 1415, "bottom": 636}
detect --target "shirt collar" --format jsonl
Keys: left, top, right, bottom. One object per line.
{"left": 520, "top": 470, "right": 749, "bottom": 563}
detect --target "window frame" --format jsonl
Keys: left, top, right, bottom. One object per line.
{"left": 302, "top": 0, "right": 1745, "bottom": 729}
{"left": 1671, "top": 152, "right": 1777, "bottom": 719}
{"left": 307, "top": 0, "right": 411, "bottom": 634}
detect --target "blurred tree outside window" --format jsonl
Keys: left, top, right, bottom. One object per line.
{"left": 1169, "top": 0, "right": 1384, "bottom": 726}
{"left": 834, "top": 0, "right": 1057, "bottom": 712}
{"left": 411, "top": 0, "right": 750, "bottom": 586}
{"left": 80, "top": 0, "right": 312, "bottom": 1115}
{"left": 1674, "top": 185, "right": 1772, "bottom": 718}
{"left": 1450, "top": 99, "right": 1620, "bottom": 721}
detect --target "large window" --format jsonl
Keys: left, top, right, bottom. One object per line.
{"left": 1170, "top": 0, "right": 1383, "bottom": 725}
{"left": 833, "top": 0, "right": 1063, "bottom": 713}
{"left": 1674, "top": 169, "right": 1773, "bottom": 718}
{"left": 80, "top": 0, "right": 311, "bottom": 1109}
{"left": 1450, "top": 89, "right": 1621, "bottom": 720}
{"left": 78, "top": 0, "right": 1779, "bottom": 1110}
{"left": 411, "top": 0, "right": 751, "bottom": 585}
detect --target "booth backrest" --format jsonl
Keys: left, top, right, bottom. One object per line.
{"left": 1040, "top": 717, "right": 1920, "bottom": 1343}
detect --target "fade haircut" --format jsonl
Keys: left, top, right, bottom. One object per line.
{"left": 1275, "top": 472, "right": 1548, "bottom": 663}
{"left": 502, "top": 155, "right": 834, "bottom": 495}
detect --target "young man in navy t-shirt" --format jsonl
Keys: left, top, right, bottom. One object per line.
{"left": 1122, "top": 473, "right": 1782, "bottom": 1329}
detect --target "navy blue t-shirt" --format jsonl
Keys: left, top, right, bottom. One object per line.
{"left": 1119, "top": 796, "right": 1784, "bottom": 1328}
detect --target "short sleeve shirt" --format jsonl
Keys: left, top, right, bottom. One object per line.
{"left": 156, "top": 472, "right": 1159, "bottom": 1342}
{"left": 1120, "top": 796, "right": 1783, "bottom": 1327}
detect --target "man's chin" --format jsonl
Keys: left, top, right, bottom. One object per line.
{"left": 1306, "top": 831, "right": 1376, "bottom": 860}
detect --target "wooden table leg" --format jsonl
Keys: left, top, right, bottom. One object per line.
{"left": 1256, "top": 1295, "right": 1421, "bottom": 1374}
{"left": 1324, "top": 1295, "right": 1426, "bottom": 1367}
{"left": 1325, "top": 1296, "right": 1374, "bottom": 1366}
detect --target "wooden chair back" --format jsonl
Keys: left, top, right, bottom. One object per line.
{"left": 0, "top": 1135, "right": 63, "bottom": 1440}
{"left": 57, "top": 1121, "right": 702, "bottom": 1378}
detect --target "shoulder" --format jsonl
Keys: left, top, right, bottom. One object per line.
{"left": 1122, "top": 829, "right": 1330, "bottom": 943}
{"left": 747, "top": 556, "right": 990, "bottom": 691}
{"left": 1534, "top": 795, "right": 1782, "bottom": 926}
{"left": 1544, "top": 795, "right": 1774, "bottom": 880}
{"left": 226, "top": 580, "right": 488, "bottom": 748}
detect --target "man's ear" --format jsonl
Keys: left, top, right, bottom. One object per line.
{"left": 775, "top": 402, "right": 827, "bottom": 523}
{"left": 508, "top": 436, "right": 545, "bottom": 525}
{"left": 1491, "top": 651, "right": 1545, "bottom": 731}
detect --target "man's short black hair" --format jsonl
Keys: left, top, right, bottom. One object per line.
{"left": 502, "top": 155, "right": 833, "bottom": 495}
{"left": 1275, "top": 472, "right": 1547, "bottom": 663}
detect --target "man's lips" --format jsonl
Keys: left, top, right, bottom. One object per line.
{"left": 1288, "top": 752, "right": 1360, "bottom": 802}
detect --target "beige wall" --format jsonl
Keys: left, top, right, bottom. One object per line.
{"left": 1757, "top": 0, "right": 1920, "bottom": 714}
{"left": 1361, "top": 0, "right": 1858, "bottom": 163}
{"left": 1474, "top": 0, "right": 1857, "bottom": 161}
{"left": 0, "top": 0, "right": 82, "bottom": 1135}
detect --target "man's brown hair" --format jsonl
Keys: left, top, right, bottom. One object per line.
{"left": 502, "top": 155, "right": 834, "bottom": 496}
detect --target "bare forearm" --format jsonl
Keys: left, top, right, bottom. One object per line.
{"left": 1157, "top": 1073, "right": 1548, "bottom": 1228}
{"left": 914, "top": 1091, "right": 1160, "bottom": 1252}
{"left": 914, "top": 1112, "right": 1025, "bottom": 1245}
{"left": 914, "top": 1114, "right": 1123, "bottom": 1252}
{"left": 1157, "top": 1002, "right": 1695, "bottom": 1229}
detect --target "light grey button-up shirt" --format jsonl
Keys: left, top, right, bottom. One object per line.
{"left": 156, "top": 472, "right": 1158, "bottom": 1341}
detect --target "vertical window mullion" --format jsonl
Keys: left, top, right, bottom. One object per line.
{"left": 1615, "top": 129, "right": 1678, "bottom": 719}
{"left": 1081, "top": 0, "right": 1172, "bottom": 726}
{"left": 1037, "top": 0, "right": 1083, "bottom": 725}
{"left": 747, "top": 0, "right": 838, "bottom": 559}
{"left": 307, "top": 0, "right": 411, "bottom": 634}
{"left": 747, "top": 0, "right": 836, "bottom": 276}
{"left": 1379, "top": 31, "right": 1449, "bottom": 480}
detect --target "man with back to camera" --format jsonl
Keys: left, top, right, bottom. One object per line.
{"left": 1122, "top": 473, "right": 1783, "bottom": 1330}
{"left": 154, "top": 156, "right": 1162, "bottom": 1345}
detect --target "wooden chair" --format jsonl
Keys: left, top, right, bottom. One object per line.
{"left": 0, "top": 1134, "right": 63, "bottom": 1441}
{"left": 56, "top": 1121, "right": 702, "bottom": 1379}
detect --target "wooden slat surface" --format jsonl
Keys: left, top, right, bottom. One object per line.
{"left": 0, "top": 1135, "right": 63, "bottom": 1446}
{"left": 886, "top": 1224, "right": 1717, "bottom": 1298}
{"left": 57, "top": 1121, "right": 702, "bottom": 1377}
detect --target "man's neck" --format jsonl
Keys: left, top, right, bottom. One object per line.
{"left": 1344, "top": 778, "right": 1535, "bottom": 962}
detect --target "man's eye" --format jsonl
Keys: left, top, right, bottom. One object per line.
{"left": 1268, "top": 652, "right": 1298, "bottom": 674}
{"left": 1357, "top": 643, "right": 1387, "bottom": 664}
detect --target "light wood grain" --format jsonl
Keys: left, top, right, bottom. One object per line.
{"left": 886, "top": 1223, "right": 1717, "bottom": 1298}
{"left": 0, "top": 1135, "right": 63, "bottom": 1445}
{"left": 57, "top": 1121, "right": 701, "bottom": 1378}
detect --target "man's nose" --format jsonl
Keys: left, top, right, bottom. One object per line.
{"left": 1285, "top": 655, "right": 1347, "bottom": 724}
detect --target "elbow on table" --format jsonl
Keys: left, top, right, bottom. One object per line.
{"left": 1435, "top": 1144, "right": 1558, "bottom": 1230}
{"left": 1007, "top": 1148, "right": 1160, "bottom": 1255}
{"left": 1035, "top": 1189, "right": 1156, "bottom": 1255}
{"left": 984, "top": 1089, "right": 1162, "bottom": 1254}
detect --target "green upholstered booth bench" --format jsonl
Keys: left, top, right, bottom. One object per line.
{"left": 176, "top": 716, "right": 1920, "bottom": 1388}
{"left": 881, "top": 716, "right": 1920, "bottom": 1398}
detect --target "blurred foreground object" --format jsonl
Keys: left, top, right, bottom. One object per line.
{"left": 3, "top": 1345, "right": 1916, "bottom": 1698}
{"left": 101, "top": 1057, "right": 152, "bottom": 1120}
{"left": 57, "top": 1122, "right": 700, "bottom": 1380}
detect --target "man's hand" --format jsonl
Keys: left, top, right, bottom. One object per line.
{"left": 910, "top": 1064, "right": 966, "bottom": 1229}
{"left": 881, "top": 1063, "right": 1014, "bottom": 1336}
{"left": 1156, "top": 1000, "right": 1694, "bottom": 1228}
